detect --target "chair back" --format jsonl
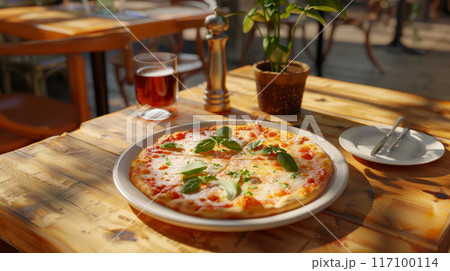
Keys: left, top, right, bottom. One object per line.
{"left": 0, "top": 30, "right": 131, "bottom": 121}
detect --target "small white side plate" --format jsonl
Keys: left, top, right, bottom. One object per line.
{"left": 339, "top": 126, "right": 445, "bottom": 165}
{"left": 114, "top": 120, "right": 349, "bottom": 232}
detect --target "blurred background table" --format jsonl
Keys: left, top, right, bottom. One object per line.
{"left": 0, "top": 1, "right": 212, "bottom": 116}
{"left": 0, "top": 65, "right": 448, "bottom": 252}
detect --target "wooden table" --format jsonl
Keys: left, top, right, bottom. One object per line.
{"left": 0, "top": 66, "right": 449, "bottom": 252}
{"left": 0, "top": 1, "right": 211, "bottom": 116}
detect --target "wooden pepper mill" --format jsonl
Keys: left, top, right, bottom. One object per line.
{"left": 203, "top": 8, "right": 231, "bottom": 113}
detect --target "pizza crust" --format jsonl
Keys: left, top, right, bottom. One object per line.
{"left": 129, "top": 123, "right": 334, "bottom": 219}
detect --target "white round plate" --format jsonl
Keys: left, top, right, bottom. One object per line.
{"left": 114, "top": 121, "right": 349, "bottom": 232}
{"left": 339, "top": 126, "right": 445, "bottom": 165}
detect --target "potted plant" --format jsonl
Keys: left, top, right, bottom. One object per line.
{"left": 231, "top": 0, "right": 347, "bottom": 114}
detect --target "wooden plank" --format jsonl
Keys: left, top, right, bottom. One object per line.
{"left": 0, "top": 135, "right": 239, "bottom": 252}
{"left": 68, "top": 102, "right": 218, "bottom": 155}
{"left": 69, "top": 102, "right": 450, "bottom": 251}
{"left": 0, "top": 237, "right": 19, "bottom": 253}
{"left": 236, "top": 212, "right": 429, "bottom": 253}
{"left": 227, "top": 66, "right": 450, "bottom": 139}
{"left": 0, "top": 135, "right": 425, "bottom": 252}
{"left": 2, "top": 66, "right": 449, "bottom": 252}
{"left": 67, "top": 69, "right": 450, "bottom": 251}
{"left": 0, "top": 5, "right": 209, "bottom": 40}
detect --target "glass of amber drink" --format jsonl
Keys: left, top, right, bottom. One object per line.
{"left": 134, "top": 52, "right": 178, "bottom": 120}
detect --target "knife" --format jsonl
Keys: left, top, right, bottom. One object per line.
{"left": 386, "top": 128, "right": 409, "bottom": 153}
{"left": 370, "top": 116, "right": 404, "bottom": 156}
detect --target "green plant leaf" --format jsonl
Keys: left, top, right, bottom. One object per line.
{"left": 281, "top": 2, "right": 299, "bottom": 19}
{"left": 222, "top": 140, "right": 243, "bottom": 152}
{"left": 219, "top": 180, "right": 241, "bottom": 200}
{"left": 309, "top": 5, "right": 338, "bottom": 12}
{"left": 269, "top": 11, "right": 280, "bottom": 28}
{"left": 266, "top": 6, "right": 275, "bottom": 18}
{"left": 239, "top": 169, "right": 253, "bottom": 183}
{"left": 216, "top": 126, "right": 232, "bottom": 139}
{"left": 210, "top": 135, "right": 225, "bottom": 144}
{"left": 307, "top": 0, "right": 347, "bottom": 19}
{"left": 159, "top": 142, "right": 183, "bottom": 150}
{"left": 259, "top": 146, "right": 273, "bottom": 154}
{"left": 248, "top": 139, "right": 263, "bottom": 150}
{"left": 290, "top": 7, "right": 305, "bottom": 15}
{"left": 263, "top": 0, "right": 277, "bottom": 8}
{"left": 179, "top": 160, "right": 208, "bottom": 175}
{"left": 193, "top": 138, "right": 216, "bottom": 153}
{"left": 280, "top": 12, "right": 290, "bottom": 19}
{"left": 181, "top": 178, "right": 202, "bottom": 194}
{"left": 199, "top": 175, "right": 218, "bottom": 183}
{"left": 276, "top": 152, "right": 299, "bottom": 172}
{"left": 262, "top": 37, "right": 274, "bottom": 55}
{"left": 305, "top": 10, "right": 326, "bottom": 26}
{"left": 284, "top": 2, "right": 298, "bottom": 14}
{"left": 269, "top": 44, "right": 289, "bottom": 65}
{"left": 243, "top": 2, "right": 261, "bottom": 33}
{"left": 226, "top": 170, "right": 240, "bottom": 180}
{"left": 242, "top": 14, "right": 255, "bottom": 33}
{"left": 182, "top": 175, "right": 199, "bottom": 182}
{"left": 263, "top": 36, "right": 280, "bottom": 61}
{"left": 251, "top": 10, "right": 267, "bottom": 22}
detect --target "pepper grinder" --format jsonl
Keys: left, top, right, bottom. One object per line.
{"left": 203, "top": 8, "right": 231, "bottom": 113}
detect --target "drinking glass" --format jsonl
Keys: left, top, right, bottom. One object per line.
{"left": 133, "top": 52, "right": 178, "bottom": 120}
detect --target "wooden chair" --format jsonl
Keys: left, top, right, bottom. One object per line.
{"left": 167, "top": 14, "right": 208, "bottom": 82}
{"left": 112, "top": 1, "right": 211, "bottom": 106}
{"left": 0, "top": 0, "right": 66, "bottom": 97}
{"left": 0, "top": 30, "right": 131, "bottom": 154}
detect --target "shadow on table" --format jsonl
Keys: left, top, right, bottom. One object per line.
{"left": 128, "top": 109, "right": 450, "bottom": 252}
{"left": 130, "top": 163, "right": 374, "bottom": 252}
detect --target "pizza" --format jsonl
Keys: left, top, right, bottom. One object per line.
{"left": 129, "top": 123, "right": 334, "bottom": 219}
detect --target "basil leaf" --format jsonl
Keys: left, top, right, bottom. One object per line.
{"left": 248, "top": 139, "right": 263, "bottom": 150}
{"left": 181, "top": 178, "right": 202, "bottom": 194}
{"left": 222, "top": 140, "right": 243, "bottom": 151}
{"left": 182, "top": 175, "right": 199, "bottom": 182}
{"left": 269, "top": 145, "right": 285, "bottom": 153}
{"left": 179, "top": 160, "right": 207, "bottom": 175}
{"left": 193, "top": 138, "right": 216, "bottom": 153}
{"left": 199, "top": 175, "right": 218, "bottom": 183}
{"left": 216, "top": 126, "right": 232, "bottom": 139}
{"left": 210, "top": 136, "right": 225, "bottom": 145}
{"left": 243, "top": 190, "right": 253, "bottom": 196}
{"left": 159, "top": 142, "right": 183, "bottom": 149}
{"left": 219, "top": 180, "right": 241, "bottom": 200}
{"left": 239, "top": 169, "right": 252, "bottom": 183}
{"left": 276, "top": 152, "right": 299, "bottom": 172}
{"left": 259, "top": 147, "right": 273, "bottom": 154}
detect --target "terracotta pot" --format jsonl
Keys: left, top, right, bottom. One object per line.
{"left": 253, "top": 60, "right": 310, "bottom": 115}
